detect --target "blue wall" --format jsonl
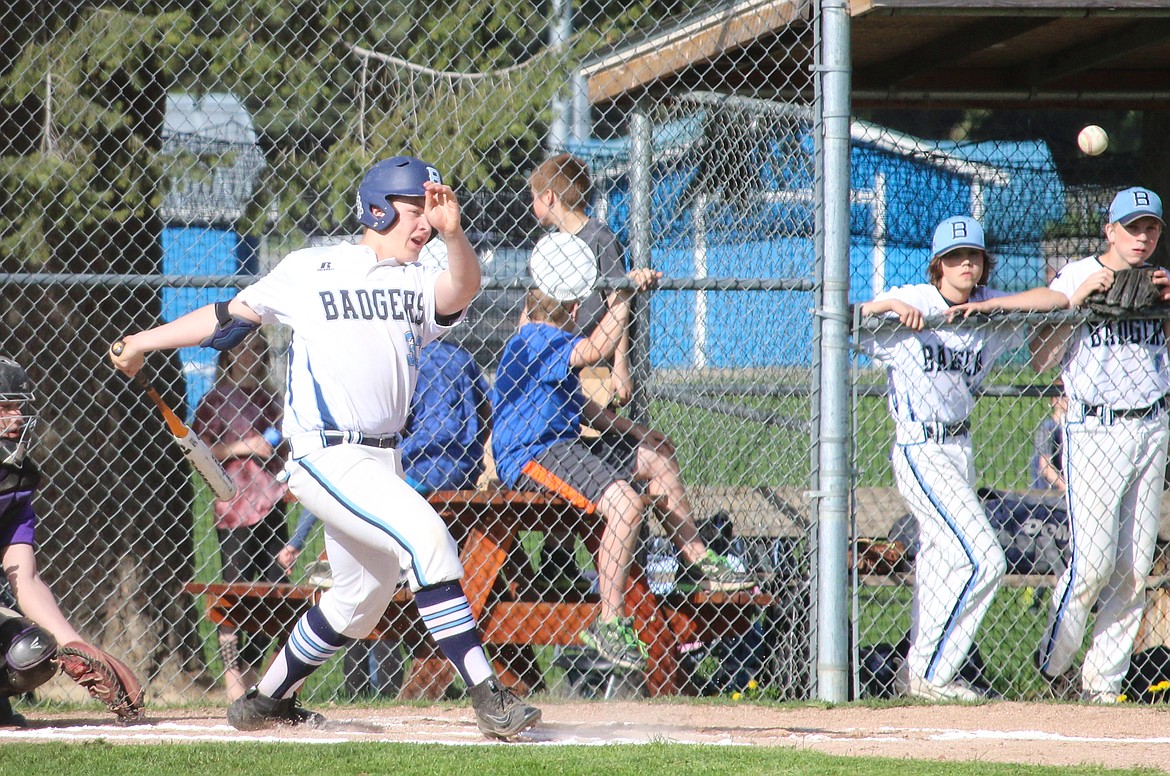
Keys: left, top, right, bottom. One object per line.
{"left": 574, "top": 118, "right": 1065, "bottom": 368}
{"left": 160, "top": 227, "right": 254, "bottom": 418}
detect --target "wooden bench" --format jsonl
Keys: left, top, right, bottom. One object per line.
{"left": 185, "top": 486, "right": 776, "bottom": 698}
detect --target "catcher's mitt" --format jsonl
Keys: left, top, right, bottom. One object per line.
{"left": 1084, "top": 266, "right": 1166, "bottom": 317}
{"left": 56, "top": 641, "right": 145, "bottom": 723}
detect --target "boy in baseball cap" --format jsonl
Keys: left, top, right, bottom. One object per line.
{"left": 1027, "top": 185, "right": 1169, "bottom": 703}
{"left": 858, "top": 215, "right": 1074, "bottom": 700}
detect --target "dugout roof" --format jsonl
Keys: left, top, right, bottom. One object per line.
{"left": 582, "top": 0, "right": 1170, "bottom": 110}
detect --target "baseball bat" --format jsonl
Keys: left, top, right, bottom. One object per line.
{"left": 110, "top": 341, "right": 237, "bottom": 502}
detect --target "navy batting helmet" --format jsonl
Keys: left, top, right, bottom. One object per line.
{"left": 0, "top": 356, "right": 35, "bottom": 467}
{"left": 354, "top": 156, "right": 442, "bottom": 231}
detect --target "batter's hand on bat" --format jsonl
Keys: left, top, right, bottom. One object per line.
{"left": 109, "top": 337, "right": 145, "bottom": 377}
{"left": 424, "top": 181, "right": 462, "bottom": 237}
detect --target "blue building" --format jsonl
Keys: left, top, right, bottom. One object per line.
{"left": 159, "top": 93, "right": 265, "bottom": 416}
{"left": 568, "top": 102, "right": 1064, "bottom": 369}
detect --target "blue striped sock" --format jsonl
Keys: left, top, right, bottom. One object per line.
{"left": 258, "top": 605, "right": 350, "bottom": 699}
{"left": 414, "top": 581, "right": 493, "bottom": 686}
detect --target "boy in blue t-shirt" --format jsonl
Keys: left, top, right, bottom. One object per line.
{"left": 491, "top": 261, "right": 752, "bottom": 671}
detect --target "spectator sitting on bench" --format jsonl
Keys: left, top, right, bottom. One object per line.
{"left": 278, "top": 338, "right": 491, "bottom": 696}
{"left": 193, "top": 332, "right": 289, "bottom": 702}
{"left": 490, "top": 244, "right": 753, "bottom": 671}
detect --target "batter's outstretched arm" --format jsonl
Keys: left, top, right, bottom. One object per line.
{"left": 110, "top": 299, "right": 260, "bottom": 377}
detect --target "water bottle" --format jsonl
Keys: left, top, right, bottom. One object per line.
{"left": 644, "top": 536, "right": 678, "bottom": 596}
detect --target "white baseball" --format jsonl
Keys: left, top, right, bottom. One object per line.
{"left": 1078, "top": 125, "right": 1108, "bottom": 156}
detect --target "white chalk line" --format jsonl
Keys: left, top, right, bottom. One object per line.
{"left": 3, "top": 720, "right": 1169, "bottom": 748}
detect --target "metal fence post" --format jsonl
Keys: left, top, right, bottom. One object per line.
{"left": 816, "top": 0, "right": 853, "bottom": 704}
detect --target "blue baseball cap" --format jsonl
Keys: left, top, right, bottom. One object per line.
{"left": 931, "top": 216, "right": 986, "bottom": 259}
{"left": 1107, "top": 186, "right": 1164, "bottom": 225}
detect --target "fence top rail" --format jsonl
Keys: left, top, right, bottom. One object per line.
{"left": 856, "top": 307, "right": 1170, "bottom": 331}
{"left": 2, "top": 273, "right": 815, "bottom": 292}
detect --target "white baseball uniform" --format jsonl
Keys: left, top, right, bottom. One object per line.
{"left": 1039, "top": 256, "right": 1170, "bottom": 697}
{"left": 236, "top": 241, "right": 466, "bottom": 638}
{"left": 862, "top": 283, "right": 1022, "bottom": 687}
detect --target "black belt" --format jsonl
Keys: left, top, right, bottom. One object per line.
{"left": 1084, "top": 397, "right": 1166, "bottom": 420}
{"left": 922, "top": 420, "right": 970, "bottom": 441}
{"left": 320, "top": 431, "right": 401, "bottom": 449}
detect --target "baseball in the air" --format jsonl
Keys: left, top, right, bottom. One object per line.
{"left": 1077, "top": 125, "right": 1109, "bottom": 156}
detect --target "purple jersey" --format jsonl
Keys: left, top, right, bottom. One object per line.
{"left": 0, "top": 462, "right": 39, "bottom": 548}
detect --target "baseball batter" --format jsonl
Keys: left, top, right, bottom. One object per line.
{"left": 110, "top": 156, "right": 540, "bottom": 739}
{"left": 859, "top": 216, "right": 1065, "bottom": 701}
{"left": 1031, "top": 186, "right": 1170, "bottom": 702}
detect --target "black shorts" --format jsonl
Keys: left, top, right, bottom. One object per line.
{"left": 519, "top": 435, "right": 637, "bottom": 511}
{"left": 217, "top": 504, "right": 289, "bottom": 585}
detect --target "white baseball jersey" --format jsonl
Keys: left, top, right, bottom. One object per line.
{"left": 1050, "top": 256, "right": 1170, "bottom": 408}
{"left": 236, "top": 241, "right": 463, "bottom": 438}
{"left": 863, "top": 284, "right": 1024, "bottom": 424}
{"left": 235, "top": 240, "right": 468, "bottom": 635}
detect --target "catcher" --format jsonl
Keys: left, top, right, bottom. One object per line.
{"left": 0, "top": 355, "right": 143, "bottom": 725}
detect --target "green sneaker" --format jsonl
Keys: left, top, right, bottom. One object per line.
{"left": 579, "top": 616, "right": 648, "bottom": 670}
{"left": 677, "top": 549, "right": 756, "bottom": 593}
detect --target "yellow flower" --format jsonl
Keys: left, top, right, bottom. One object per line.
{"left": 747, "top": 680, "right": 759, "bottom": 691}
{"left": 731, "top": 692, "right": 742, "bottom": 701}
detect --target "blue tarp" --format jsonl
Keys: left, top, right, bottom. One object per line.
{"left": 160, "top": 93, "right": 264, "bottom": 417}
{"left": 567, "top": 113, "right": 1065, "bottom": 368}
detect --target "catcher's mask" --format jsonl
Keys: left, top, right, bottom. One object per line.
{"left": 0, "top": 356, "right": 36, "bottom": 467}
{"left": 354, "top": 156, "right": 443, "bottom": 232}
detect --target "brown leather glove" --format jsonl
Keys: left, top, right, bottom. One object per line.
{"left": 56, "top": 641, "right": 145, "bottom": 723}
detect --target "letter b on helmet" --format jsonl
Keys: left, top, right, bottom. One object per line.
{"left": 354, "top": 156, "right": 442, "bottom": 231}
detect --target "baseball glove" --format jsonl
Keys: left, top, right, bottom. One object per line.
{"left": 1084, "top": 266, "right": 1166, "bottom": 317}
{"left": 56, "top": 641, "right": 145, "bottom": 723}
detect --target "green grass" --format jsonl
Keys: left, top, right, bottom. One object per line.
{"left": 856, "top": 585, "right": 1058, "bottom": 698}
{"left": 0, "top": 741, "right": 1154, "bottom": 776}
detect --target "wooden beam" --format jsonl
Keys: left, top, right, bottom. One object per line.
{"left": 871, "top": 17, "right": 1051, "bottom": 86}
{"left": 1024, "top": 19, "right": 1170, "bottom": 86}
{"left": 585, "top": 0, "right": 804, "bottom": 104}
{"left": 851, "top": 0, "right": 1170, "bottom": 16}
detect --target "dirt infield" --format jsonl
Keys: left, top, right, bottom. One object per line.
{"left": 5, "top": 700, "right": 1170, "bottom": 770}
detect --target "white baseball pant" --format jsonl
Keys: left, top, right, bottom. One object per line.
{"left": 285, "top": 442, "right": 464, "bottom": 639}
{"left": 1039, "top": 406, "right": 1168, "bottom": 696}
{"left": 893, "top": 433, "right": 1006, "bottom": 686}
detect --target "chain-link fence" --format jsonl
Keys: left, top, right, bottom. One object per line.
{"left": 0, "top": 1, "right": 821, "bottom": 708}
{"left": 850, "top": 140, "right": 1170, "bottom": 703}
{"left": 3, "top": 1, "right": 1167, "bottom": 713}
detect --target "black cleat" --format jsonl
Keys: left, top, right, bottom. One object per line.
{"left": 468, "top": 677, "right": 541, "bottom": 740}
{"left": 226, "top": 686, "right": 327, "bottom": 732}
